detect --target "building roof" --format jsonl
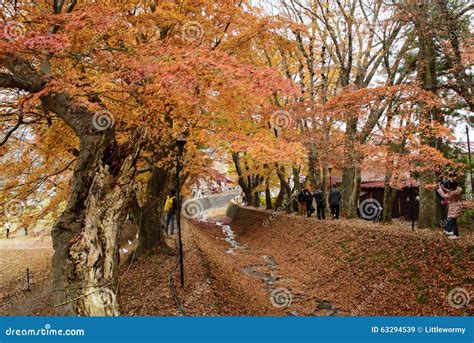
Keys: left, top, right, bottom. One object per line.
{"left": 361, "top": 170, "right": 385, "bottom": 183}
{"left": 360, "top": 169, "right": 418, "bottom": 189}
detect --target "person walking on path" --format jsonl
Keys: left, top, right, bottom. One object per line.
{"left": 329, "top": 185, "right": 342, "bottom": 219}
{"left": 313, "top": 187, "right": 325, "bottom": 220}
{"left": 4, "top": 222, "right": 11, "bottom": 239}
{"left": 438, "top": 181, "right": 464, "bottom": 240}
{"left": 305, "top": 188, "right": 314, "bottom": 217}
{"left": 164, "top": 190, "right": 178, "bottom": 236}
{"left": 298, "top": 189, "right": 307, "bottom": 216}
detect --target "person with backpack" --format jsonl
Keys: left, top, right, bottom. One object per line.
{"left": 313, "top": 187, "right": 325, "bottom": 220}
{"left": 297, "top": 189, "right": 307, "bottom": 216}
{"left": 164, "top": 190, "right": 178, "bottom": 236}
{"left": 329, "top": 185, "right": 342, "bottom": 219}
{"left": 437, "top": 180, "right": 464, "bottom": 240}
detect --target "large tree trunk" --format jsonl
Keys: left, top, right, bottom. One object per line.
{"left": 414, "top": 1, "right": 442, "bottom": 228}
{"left": 275, "top": 178, "right": 286, "bottom": 210}
{"left": 253, "top": 191, "right": 261, "bottom": 208}
{"left": 232, "top": 152, "right": 254, "bottom": 205}
{"left": 321, "top": 117, "right": 330, "bottom": 215}
{"left": 244, "top": 190, "right": 254, "bottom": 205}
{"left": 322, "top": 163, "right": 330, "bottom": 216}
{"left": 1, "top": 57, "right": 145, "bottom": 316}
{"left": 252, "top": 175, "right": 263, "bottom": 208}
{"left": 307, "top": 143, "right": 320, "bottom": 191}
{"left": 51, "top": 137, "right": 111, "bottom": 316}
{"left": 383, "top": 172, "right": 396, "bottom": 223}
{"left": 265, "top": 178, "right": 273, "bottom": 210}
{"left": 52, "top": 128, "right": 144, "bottom": 316}
{"left": 341, "top": 167, "right": 355, "bottom": 217}
{"left": 418, "top": 171, "right": 439, "bottom": 228}
{"left": 348, "top": 163, "right": 362, "bottom": 218}
{"left": 131, "top": 167, "right": 173, "bottom": 258}
{"left": 292, "top": 165, "right": 301, "bottom": 192}
{"left": 341, "top": 116, "right": 359, "bottom": 218}
{"left": 276, "top": 165, "right": 293, "bottom": 213}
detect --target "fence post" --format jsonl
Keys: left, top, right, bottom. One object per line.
{"left": 26, "top": 268, "right": 30, "bottom": 291}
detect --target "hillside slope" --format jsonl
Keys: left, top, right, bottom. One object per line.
{"left": 189, "top": 205, "right": 473, "bottom": 316}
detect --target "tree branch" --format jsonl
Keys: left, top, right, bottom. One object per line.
{"left": 0, "top": 113, "right": 23, "bottom": 146}
{"left": 0, "top": 73, "right": 26, "bottom": 90}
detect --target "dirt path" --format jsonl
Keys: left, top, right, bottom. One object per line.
{"left": 190, "top": 218, "right": 339, "bottom": 316}
{"left": 188, "top": 216, "right": 295, "bottom": 315}
{"left": 119, "top": 220, "right": 255, "bottom": 316}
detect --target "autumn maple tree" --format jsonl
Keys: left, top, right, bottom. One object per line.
{"left": 1, "top": 0, "right": 471, "bottom": 317}
{"left": 0, "top": 0, "right": 291, "bottom": 315}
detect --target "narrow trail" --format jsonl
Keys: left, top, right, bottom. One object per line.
{"left": 166, "top": 219, "right": 264, "bottom": 316}
{"left": 213, "top": 220, "right": 298, "bottom": 311}
{"left": 120, "top": 215, "right": 260, "bottom": 316}
{"left": 189, "top": 209, "right": 312, "bottom": 316}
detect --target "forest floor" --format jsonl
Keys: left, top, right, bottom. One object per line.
{"left": 1, "top": 205, "right": 472, "bottom": 316}
{"left": 0, "top": 236, "right": 54, "bottom": 316}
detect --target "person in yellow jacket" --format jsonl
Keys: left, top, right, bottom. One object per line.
{"left": 164, "top": 190, "right": 177, "bottom": 236}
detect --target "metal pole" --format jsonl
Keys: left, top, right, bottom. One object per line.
{"left": 466, "top": 125, "right": 473, "bottom": 193}
{"left": 411, "top": 188, "right": 415, "bottom": 231}
{"left": 176, "top": 152, "right": 184, "bottom": 288}
{"left": 26, "top": 268, "right": 30, "bottom": 291}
